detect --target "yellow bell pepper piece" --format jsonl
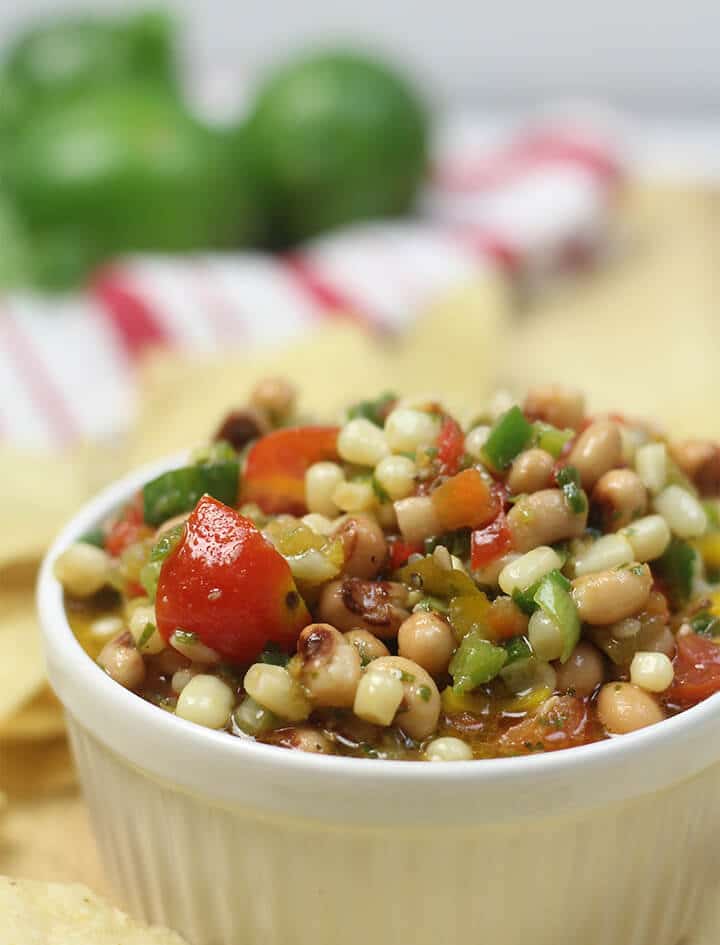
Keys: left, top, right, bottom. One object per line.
{"left": 695, "top": 533, "right": 720, "bottom": 571}
{"left": 441, "top": 686, "right": 490, "bottom": 716}
{"left": 501, "top": 686, "right": 552, "bottom": 715}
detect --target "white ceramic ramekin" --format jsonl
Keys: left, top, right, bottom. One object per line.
{"left": 38, "top": 457, "right": 720, "bottom": 945}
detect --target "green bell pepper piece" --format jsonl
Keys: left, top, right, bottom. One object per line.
{"left": 143, "top": 462, "right": 239, "bottom": 526}
{"left": 449, "top": 630, "right": 507, "bottom": 693}
{"left": 482, "top": 406, "right": 533, "bottom": 471}
{"left": 533, "top": 422, "right": 574, "bottom": 459}
{"left": 654, "top": 538, "right": 696, "bottom": 607}
{"left": 503, "top": 635, "right": 533, "bottom": 665}
{"left": 512, "top": 580, "right": 542, "bottom": 616}
{"left": 533, "top": 570, "right": 579, "bottom": 664}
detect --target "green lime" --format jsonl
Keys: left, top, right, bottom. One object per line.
{"left": 247, "top": 50, "right": 430, "bottom": 244}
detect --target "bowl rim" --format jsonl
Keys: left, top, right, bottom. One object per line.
{"left": 37, "top": 451, "right": 720, "bottom": 827}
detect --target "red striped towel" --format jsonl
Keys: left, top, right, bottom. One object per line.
{"left": 0, "top": 112, "right": 623, "bottom": 449}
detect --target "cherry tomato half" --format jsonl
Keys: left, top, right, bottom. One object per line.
{"left": 155, "top": 495, "right": 310, "bottom": 664}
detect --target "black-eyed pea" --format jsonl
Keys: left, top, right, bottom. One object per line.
{"left": 555, "top": 641, "right": 605, "bottom": 697}
{"left": 97, "top": 631, "right": 145, "bottom": 690}
{"left": 397, "top": 611, "right": 456, "bottom": 675}
{"left": 523, "top": 384, "right": 585, "bottom": 430}
{"left": 332, "top": 514, "right": 388, "bottom": 579}
{"left": 507, "top": 448, "right": 555, "bottom": 495}
{"left": 344, "top": 629, "right": 390, "bottom": 666}
{"left": 249, "top": 376, "right": 297, "bottom": 422}
{"left": 297, "top": 623, "right": 362, "bottom": 708}
{"left": 572, "top": 564, "right": 652, "bottom": 626}
{"left": 318, "top": 578, "right": 409, "bottom": 639}
{"left": 506, "top": 489, "right": 588, "bottom": 553}
{"left": 356, "top": 656, "right": 441, "bottom": 740}
{"left": 592, "top": 469, "right": 647, "bottom": 531}
{"left": 596, "top": 681, "right": 666, "bottom": 734}
{"left": 265, "top": 726, "right": 335, "bottom": 754}
{"left": 567, "top": 420, "right": 623, "bottom": 490}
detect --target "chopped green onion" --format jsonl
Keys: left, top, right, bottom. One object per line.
{"left": 481, "top": 406, "right": 533, "bottom": 471}
{"left": 142, "top": 460, "right": 239, "bottom": 525}
{"left": 556, "top": 465, "right": 588, "bottom": 515}
{"left": 78, "top": 527, "right": 105, "bottom": 549}
{"left": 140, "top": 522, "right": 186, "bottom": 601}
{"left": 415, "top": 595, "right": 450, "bottom": 615}
{"left": 190, "top": 439, "right": 238, "bottom": 465}
{"left": 690, "top": 611, "right": 720, "bottom": 638}
{"left": 347, "top": 391, "right": 397, "bottom": 427}
{"left": 136, "top": 622, "right": 156, "bottom": 650}
{"left": 655, "top": 538, "right": 696, "bottom": 607}
{"left": 533, "top": 570, "right": 579, "bottom": 664}
{"left": 260, "top": 642, "right": 290, "bottom": 667}
{"left": 449, "top": 630, "right": 507, "bottom": 693}
{"left": 512, "top": 580, "right": 542, "bottom": 615}
{"left": 703, "top": 500, "right": 720, "bottom": 531}
{"left": 503, "top": 635, "right": 533, "bottom": 665}
{"left": 423, "top": 530, "right": 471, "bottom": 559}
{"left": 533, "top": 422, "right": 574, "bottom": 458}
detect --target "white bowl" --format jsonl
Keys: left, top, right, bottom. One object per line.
{"left": 38, "top": 455, "right": 720, "bottom": 945}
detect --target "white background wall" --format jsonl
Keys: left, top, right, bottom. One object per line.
{"left": 0, "top": 0, "right": 719, "bottom": 112}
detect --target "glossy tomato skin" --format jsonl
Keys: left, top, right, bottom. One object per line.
{"left": 498, "top": 696, "right": 590, "bottom": 755}
{"left": 437, "top": 415, "right": 465, "bottom": 476}
{"left": 242, "top": 426, "right": 339, "bottom": 515}
{"left": 665, "top": 633, "right": 720, "bottom": 707}
{"left": 105, "top": 492, "right": 149, "bottom": 557}
{"left": 155, "top": 495, "right": 310, "bottom": 664}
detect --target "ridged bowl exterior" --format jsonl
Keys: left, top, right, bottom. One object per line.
{"left": 68, "top": 716, "right": 720, "bottom": 945}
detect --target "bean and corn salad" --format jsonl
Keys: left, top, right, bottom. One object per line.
{"left": 57, "top": 379, "right": 720, "bottom": 760}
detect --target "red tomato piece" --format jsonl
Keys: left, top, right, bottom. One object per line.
{"left": 388, "top": 538, "right": 424, "bottom": 570}
{"left": 437, "top": 415, "right": 465, "bottom": 476}
{"left": 155, "top": 496, "right": 310, "bottom": 664}
{"left": 431, "top": 469, "right": 497, "bottom": 532}
{"left": 665, "top": 633, "right": 720, "bottom": 707}
{"left": 498, "top": 695, "right": 590, "bottom": 755}
{"left": 105, "top": 493, "right": 149, "bottom": 558}
{"left": 242, "top": 426, "right": 339, "bottom": 515}
{"left": 471, "top": 510, "right": 512, "bottom": 570}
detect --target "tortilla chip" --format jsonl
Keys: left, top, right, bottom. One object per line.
{"left": 0, "top": 562, "right": 45, "bottom": 724}
{"left": 0, "top": 688, "right": 65, "bottom": 742}
{"left": 0, "top": 738, "right": 75, "bottom": 798}
{"left": 0, "top": 875, "right": 189, "bottom": 944}
{"left": 506, "top": 184, "right": 720, "bottom": 437}
{"left": 132, "top": 278, "right": 507, "bottom": 466}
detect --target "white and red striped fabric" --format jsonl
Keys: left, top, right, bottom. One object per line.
{"left": 0, "top": 112, "right": 624, "bottom": 450}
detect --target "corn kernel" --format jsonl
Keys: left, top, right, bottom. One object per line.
{"left": 635, "top": 442, "right": 667, "bottom": 495}
{"left": 498, "top": 546, "right": 563, "bottom": 596}
{"left": 53, "top": 543, "right": 111, "bottom": 597}
{"left": 655, "top": 485, "right": 708, "bottom": 539}
{"left": 425, "top": 736, "right": 473, "bottom": 762}
{"left": 332, "top": 480, "right": 376, "bottom": 513}
{"left": 630, "top": 651, "right": 674, "bottom": 693}
{"left": 374, "top": 454, "right": 417, "bottom": 500}
{"left": 465, "top": 425, "right": 491, "bottom": 460}
{"left": 244, "top": 663, "right": 311, "bottom": 721}
{"left": 353, "top": 669, "right": 404, "bottom": 726}
{"left": 573, "top": 534, "right": 634, "bottom": 577}
{"left": 620, "top": 515, "right": 671, "bottom": 562}
{"left": 385, "top": 408, "right": 440, "bottom": 453}
{"left": 305, "top": 462, "right": 344, "bottom": 517}
{"left": 338, "top": 418, "right": 389, "bottom": 466}
{"left": 175, "top": 675, "right": 234, "bottom": 729}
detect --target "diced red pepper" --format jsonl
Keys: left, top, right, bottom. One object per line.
{"left": 155, "top": 496, "right": 310, "bottom": 664}
{"left": 498, "top": 695, "right": 590, "bottom": 755}
{"left": 105, "top": 493, "right": 150, "bottom": 558}
{"left": 431, "top": 469, "right": 497, "bottom": 532}
{"left": 471, "top": 508, "right": 512, "bottom": 570}
{"left": 388, "top": 537, "right": 424, "bottom": 570}
{"left": 242, "top": 426, "right": 339, "bottom": 515}
{"left": 665, "top": 633, "right": 720, "bottom": 707}
{"left": 437, "top": 415, "right": 465, "bottom": 476}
